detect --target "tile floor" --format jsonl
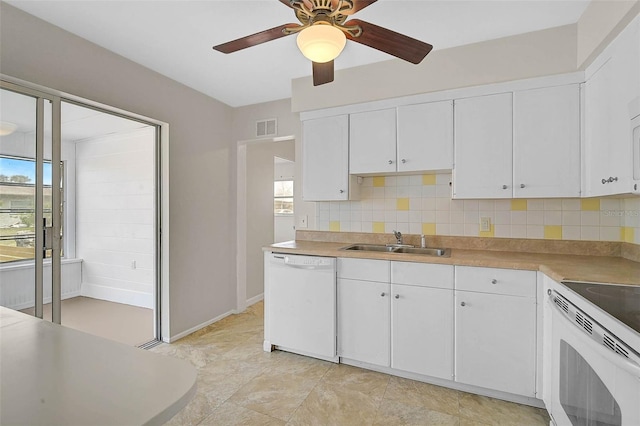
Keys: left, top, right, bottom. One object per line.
{"left": 152, "top": 302, "right": 550, "bottom": 425}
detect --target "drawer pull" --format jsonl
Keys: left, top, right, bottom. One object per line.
{"left": 395, "top": 294, "right": 400, "bottom": 299}
{"left": 491, "top": 279, "right": 497, "bottom": 284}
{"left": 460, "top": 301, "right": 466, "bottom": 307}
{"left": 380, "top": 292, "right": 386, "bottom": 297}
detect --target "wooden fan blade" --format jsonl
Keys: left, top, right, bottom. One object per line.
{"left": 344, "top": 19, "right": 433, "bottom": 64}
{"left": 346, "top": 0, "right": 378, "bottom": 14}
{"left": 313, "top": 61, "right": 334, "bottom": 86}
{"left": 213, "top": 23, "right": 300, "bottom": 53}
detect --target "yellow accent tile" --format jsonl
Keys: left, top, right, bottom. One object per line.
{"left": 581, "top": 199, "right": 600, "bottom": 211}
{"left": 479, "top": 225, "right": 495, "bottom": 238}
{"left": 372, "top": 222, "right": 385, "bottom": 233}
{"left": 422, "top": 174, "right": 436, "bottom": 185}
{"left": 329, "top": 221, "right": 340, "bottom": 232}
{"left": 396, "top": 198, "right": 410, "bottom": 211}
{"left": 373, "top": 177, "right": 386, "bottom": 187}
{"left": 422, "top": 223, "right": 436, "bottom": 235}
{"left": 544, "top": 225, "right": 563, "bottom": 240}
{"left": 621, "top": 227, "right": 635, "bottom": 243}
{"left": 511, "top": 199, "right": 527, "bottom": 211}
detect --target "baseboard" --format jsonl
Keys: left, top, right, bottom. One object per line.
{"left": 246, "top": 293, "right": 264, "bottom": 306}
{"left": 9, "top": 290, "right": 81, "bottom": 311}
{"left": 165, "top": 309, "right": 235, "bottom": 343}
{"left": 80, "top": 283, "right": 153, "bottom": 309}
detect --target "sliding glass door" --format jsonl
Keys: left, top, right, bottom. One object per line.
{"left": 0, "top": 83, "right": 62, "bottom": 323}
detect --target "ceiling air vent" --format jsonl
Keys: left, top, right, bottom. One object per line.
{"left": 256, "top": 118, "right": 277, "bottom": 138}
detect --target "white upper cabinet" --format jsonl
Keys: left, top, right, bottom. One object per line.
{"left": 584, "top": 16, "right": 640, "bottom": 197}
{"left": 513, "top": 84, "right": 581, "bottom": 198}
{"left": 302, "top": 115, "right": 352, "bottom": 201}
{"left": 349, "top": 108, "right": 397, "bottom": 175}
{"left": 397, "top": 100, "right": 454, "bottom": 172}
{"left": 453, "top": 92, "right": 513, "bottom": 199}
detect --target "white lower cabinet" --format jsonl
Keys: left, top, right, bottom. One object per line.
{"left": 391, "top": 284, "right": 453, "bottom": 379}
{"left": 336, "top": 259, "right": 539, "bottom": 401}
{"left": 337, "top": 278, "right": 390, "bottom": 367}
{"left": 454, "top": 266, "right": 537, "bottom": 397}
{"left": 338, "top": 259, "right": 454, "bottom": 379}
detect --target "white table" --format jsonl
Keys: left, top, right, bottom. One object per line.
{"left": 0, "top": 307, "right": 196, "bottom": 425}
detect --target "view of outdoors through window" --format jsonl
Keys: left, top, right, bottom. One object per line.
{"left": 274, "top": 180, "right": 293, "bottom": 215}
{"left": 0, "top": 156, "right": 57, "bottom": 263}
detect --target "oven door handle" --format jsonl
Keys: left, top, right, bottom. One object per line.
{"left": 548, "top": 298, "right": 640, "bottom": 379}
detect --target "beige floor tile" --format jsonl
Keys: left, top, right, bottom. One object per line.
{"left": 229, "top": 356, "right": 330, "bottom": 421}
{"left": 373, "top": 399, "right": 460, "bottom": 426}
{"left": 319, "top": 364, "right": 390, "bottom": 401}
{"left": 158, "top": 302, "right": 551, "bottom": 426}
{"left": 199, "top": 401, "right": 285, "bottom": 426}
{"left": 458, "top": 393, "right": 549, "bottom": 425}
{"left": 164, "top": 392, "right": 215, "bottom": 426}
{"left": 287, "top": 382, "right": 382, "bottom": 426}
{"left": 383, "top": 376, "right": 461, "bottom": 417}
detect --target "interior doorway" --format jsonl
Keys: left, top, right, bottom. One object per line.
{"left": 237, "top": 137, "right": 294, "bottom": 312}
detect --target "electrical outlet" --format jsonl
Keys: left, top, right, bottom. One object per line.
{"left": 297, "top": 215, "right": 308, "bottom": 229}
{"left": 480, "top": 217, "right": 491, "bottom": 232}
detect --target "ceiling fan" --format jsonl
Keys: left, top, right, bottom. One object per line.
{"left": 212, "top": 0, "right": 433, "bottom": 86}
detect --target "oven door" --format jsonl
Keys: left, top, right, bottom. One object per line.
{"left": 546, "top": 296, "right": 640, "bottom": 426}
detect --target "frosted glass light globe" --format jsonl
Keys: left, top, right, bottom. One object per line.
{"left": 296, "top": 24, "right": 346, "bottom": 63}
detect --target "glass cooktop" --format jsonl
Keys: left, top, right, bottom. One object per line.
{"left": 562, "top": 281, "right": 640, "bottom": 335}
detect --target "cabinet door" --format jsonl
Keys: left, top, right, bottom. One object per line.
{"left": 338, "top": 278, "right": 390, "bottom": 367}
{"left": 453, "top": 93, "right": 513, "bottom": 199}
{"left": 583, "top": 16, "right": 640, "bottom": 197}
{"left": 302, "top": 115, "right": 349, "bottom": 201}
{"left": 397, "top": 101, "right": 453, "bottom": 172}
{"left": 349, "top": 109, "right": 397, "bottom": 174}
{"left": 455, "top": 291, "right": 536, "bottom": 397}
{"left": 391, "top": 284, "right": 453, "bottom": 380}
{"left": 513, "top": 85, "right": 580, "bottom": 198}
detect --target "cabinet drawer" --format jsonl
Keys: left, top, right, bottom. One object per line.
{"left": 455, "top": 266, "right": 536, "bottom": 298}
{"left": 338, "top": 258, "right": 389, "bottom": 282}
{"left": 391, "top": 261, "right": 454, "bottom": 289}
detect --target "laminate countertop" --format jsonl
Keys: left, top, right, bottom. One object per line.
{"left": 266, "top": 240, "right": 640, "bottom": 287}
{"left": 0, "top": 307, "right": 196, "bottom": 426}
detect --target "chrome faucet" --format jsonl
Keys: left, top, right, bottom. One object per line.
{"left": 393, "top": 230, "right": 403, "bottom": 245}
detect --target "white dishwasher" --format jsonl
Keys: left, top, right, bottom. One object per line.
{"left": 264, "top": 252, "right": 337, "bottom": 362}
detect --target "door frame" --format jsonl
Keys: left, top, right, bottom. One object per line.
{"left": 235, "top": 135, "right": 295, "bottom": 314}
{"left": 1, "top": 75, "right": 170, "bottom": 342}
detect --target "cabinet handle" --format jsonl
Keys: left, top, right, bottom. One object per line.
{"left": 520, "top": 184, "right": 525, "bottom": 189}
{"left": 401, "top": 159, "right": 406, "bottom": 164}
{"left": 380, "top": 292, "right": 386, "bottom": 297}
{"left": 395, "top": 294, "right": 400, "bottom": 299}
{"left": 635, "top": 184, "right": 638, "bottom": 191}
{"left": 339, "top": 189, "right": 344, "bottom": 193}
{"left": 460, "top": 302, "right": 466, "bottom": 307}
{"left": 602, "top": 176, "right": 619, "bottom": 184}
{"left": 502, "top": 185, "right": 508, "bottom": 190}
{"left": 491, "top": 279, "right": 497, "bottom": 284}
{"left": 388, "top": 160, "right": 393, "bottom": 165}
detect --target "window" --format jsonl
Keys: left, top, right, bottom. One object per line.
{"left": 274, "top": 180, "right": 293, "bottom": 215}
{"left": 0, "top": 155, "right": 63, "bottom": 263}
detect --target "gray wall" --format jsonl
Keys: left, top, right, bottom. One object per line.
{"left": 246, "top": 140, "right": 294, "bottom": 300}
{"left": 0, "top": 3, "right": 235, "bottom": 338}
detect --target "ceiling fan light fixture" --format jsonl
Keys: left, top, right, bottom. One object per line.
{"left": 0, "top": 121, "right": 18, "bottom": 136}
{"left": 296, "top": 24, "right": 346, "bottom": 63}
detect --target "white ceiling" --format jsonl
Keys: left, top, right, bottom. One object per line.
{"left": 6, "top": 0, "right": 591, "bottom": 107}
{"left": 0, "top": 88, "right": 149, "bottom": 142}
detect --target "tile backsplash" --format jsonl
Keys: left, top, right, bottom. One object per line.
{"left": 315, "top": 173, "right": 640, "bottom": 245}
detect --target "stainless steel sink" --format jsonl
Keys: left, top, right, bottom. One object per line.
{"left": 341, "top": 244, "right": 397, "bottom": 252}
{"left": 393, "top": 247, "right": 451, "bottom": 257}
{"left": 341, "top": 244, "right": 450, "bottom": 257}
